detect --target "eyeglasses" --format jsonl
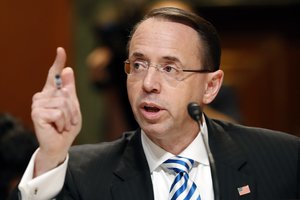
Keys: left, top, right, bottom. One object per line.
{"left": 124, "top": 59, "right": 213, "bottom": 81}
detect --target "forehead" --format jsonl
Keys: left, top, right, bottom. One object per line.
{"left": 129, "top": 18, "right": 202, "bottom": 63}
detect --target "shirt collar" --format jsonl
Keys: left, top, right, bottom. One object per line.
{"left": 141, "top": 116, "right": 210, "bottom": 173}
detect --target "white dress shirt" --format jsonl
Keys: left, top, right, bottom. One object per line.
{"left": 18, "top": 149, "right": 68, "bottom": 200}
{"left": 18, "top": 118, "right": 214, "bottom": 200}
{"left": 141, "top": 119, "right": 214, "bottom": 200}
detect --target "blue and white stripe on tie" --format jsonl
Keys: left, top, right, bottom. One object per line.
{"left": 162, "top": 156, "right": 201, "bottom": 200}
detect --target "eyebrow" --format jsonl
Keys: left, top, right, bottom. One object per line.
{"left": 130, "top": 52, "right": 182, "bottom": 64}
{"left": 130, "top": 52, "right": 146, "bottom": 59}
{"left": 161, "top": 56, "right": 181, "bottom": 63}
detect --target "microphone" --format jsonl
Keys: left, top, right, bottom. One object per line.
{"left": 187, "top": 102, "right": 202, "bottom": 125}
{"left": 187, "top": 102, "right": 220, "bottom": 200}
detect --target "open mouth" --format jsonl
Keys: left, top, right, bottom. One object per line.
{"left": 144, "top": 105, "right": 161, "bottom": 112}
{"left": 140, "top": 103, "right": 164, "bottom": 121}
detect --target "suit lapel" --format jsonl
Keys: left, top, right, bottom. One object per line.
{"left": 206, "top": 117, "right": 257, "bottom": 199}
{"left": 109, "top": 119, "right": 258, "bottom": 200}
{"left": 111, "top": 130, "right": 154, "bottom": 200}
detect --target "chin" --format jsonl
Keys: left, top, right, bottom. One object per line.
{"left": 139, "top": 121, "right": 172, "bottom": 138}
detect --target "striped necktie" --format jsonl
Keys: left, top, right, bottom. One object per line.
{"left": 162, "top": 156, "right": 201, "bottom": 200}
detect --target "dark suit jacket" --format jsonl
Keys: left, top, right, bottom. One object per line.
{"left": 53, "top": 118, "right": 299, "bottom": 199}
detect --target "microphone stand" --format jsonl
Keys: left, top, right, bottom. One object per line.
{"left": 188, "top": 102, "right": 220, "bottom": 200}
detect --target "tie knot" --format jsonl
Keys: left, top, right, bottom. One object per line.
{"left": 162, "top": 156, "right": 195, "bottom": 174}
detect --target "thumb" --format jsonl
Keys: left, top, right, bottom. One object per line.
{"left": 43, "top": 47, "right": 66, "bottom": 91}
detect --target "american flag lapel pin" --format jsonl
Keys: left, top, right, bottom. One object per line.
{"left": 237, "top": 185, "right": 251, "bottom": 196}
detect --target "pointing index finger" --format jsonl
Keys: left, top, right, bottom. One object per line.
{"left": 43, "top": 47, "right": 67, "bottom": 90}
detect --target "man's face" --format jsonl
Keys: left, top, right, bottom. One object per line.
{"left": 127, "top": 18, "right": 210, "bottom": 141}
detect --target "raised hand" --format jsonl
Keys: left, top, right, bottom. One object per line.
{"left": 31, "top": 47, "right": 82, "bottom": 177}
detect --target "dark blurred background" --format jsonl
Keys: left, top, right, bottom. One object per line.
{"left": 0, "top": 0, "right": 299, "bottom": 144}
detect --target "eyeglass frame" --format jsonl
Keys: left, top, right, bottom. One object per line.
{"left": 124, "top": 59, "right": 214, "bottom": 81}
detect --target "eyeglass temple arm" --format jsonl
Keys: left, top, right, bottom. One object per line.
{"left": 182, "top": 69, "right": 213, "bottom": 73}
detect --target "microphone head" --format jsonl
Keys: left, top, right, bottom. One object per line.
{"left": 187, "top": 102, "right": 202, "bottom": 122}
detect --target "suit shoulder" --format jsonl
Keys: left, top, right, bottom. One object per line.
{"left": 212, "top": 119, "right": 299, "bottom": 144}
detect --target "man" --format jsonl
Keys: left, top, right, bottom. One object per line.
{"left": 14, "top": 7, "right": 299, "bottom": 200}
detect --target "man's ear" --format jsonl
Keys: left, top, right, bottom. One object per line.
{"left": 203, "top": 70, "right": 224, "bottom": 104}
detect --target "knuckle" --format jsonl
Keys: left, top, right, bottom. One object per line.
{"left": 32, "top": 92, "right": 42, "bottom": 101}
{"left": 53, "top": 109, "right": 64, "bottom": 119}
{"left": 31, "top": 108, "right": 41, "bottom": 119}
{"left": 31, "top": 99, "right": 41, "bottom": 109}
{"left": 61, "top": 88, "right": 69, "bottom": 95}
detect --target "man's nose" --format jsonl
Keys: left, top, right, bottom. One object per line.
{"left": 142, "top": 67, "right": 162, "bottom": 93}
